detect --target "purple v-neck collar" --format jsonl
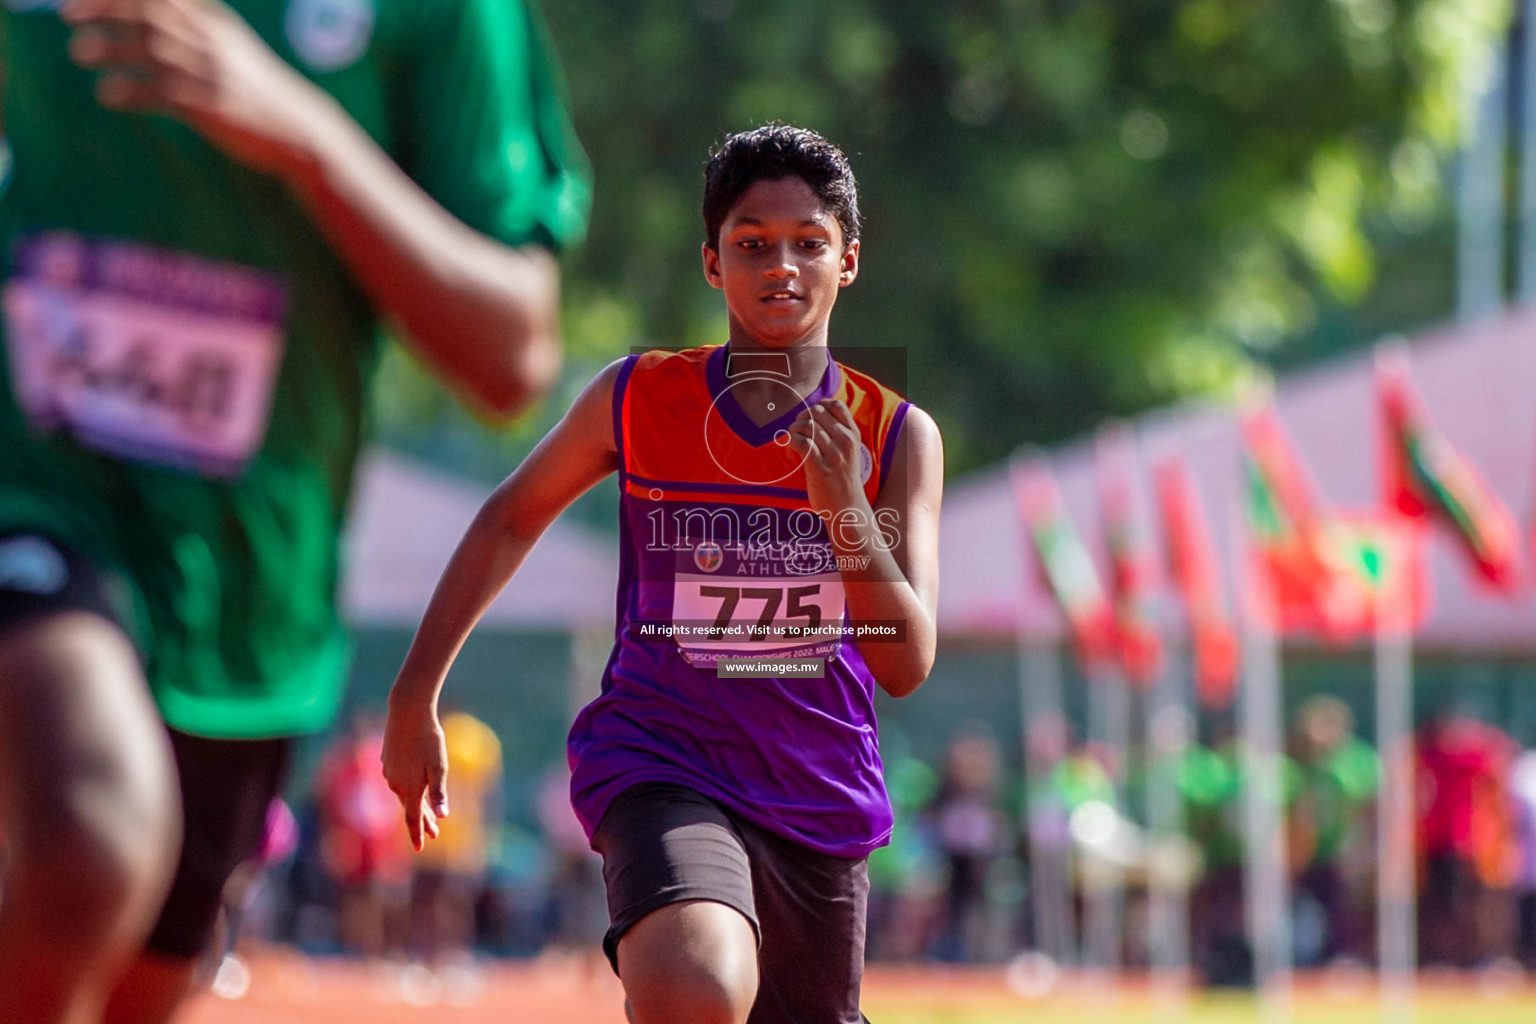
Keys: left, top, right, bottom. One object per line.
{"left": 705, "top": 343, "right": 842, "bottom": 448}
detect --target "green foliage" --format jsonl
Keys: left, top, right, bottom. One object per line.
{"left": 376, "top": 0, "right": 1512, "bottom": 482}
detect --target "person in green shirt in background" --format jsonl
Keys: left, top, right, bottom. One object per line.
{"left": 0, "top": 0, "right": 589, "bottom": 1020}
{"left": 1288, "top": 696, "right": 1378, "bottom": 966}
{"left": 1184, "top": 720, "right": 1302, "bottom": 985}
{"left": 864, "top": 749, "right": 940, "bottom": 961}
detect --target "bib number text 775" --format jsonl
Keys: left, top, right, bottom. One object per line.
{"left": 698, "top": 583, "right": 823, "bottom": 639}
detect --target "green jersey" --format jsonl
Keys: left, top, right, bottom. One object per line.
{"left": 1298, "top": 738, "right": 1378, "bottom": 864}
{"left": 1180, "top": 742, "right": 1301, "bottom": 869}
{"left": 0, "top": 0, "right": 590, "bottom": 737}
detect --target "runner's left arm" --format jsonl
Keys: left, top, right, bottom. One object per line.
{"left": 61, "top": 0, "right": 583, "bottom": 420}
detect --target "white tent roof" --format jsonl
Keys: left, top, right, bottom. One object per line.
{"left": 343, "top": 450, "right": 618, "bottom": 629}
{"left": 939, "top": 305, "right": 1536, "bottom": 650}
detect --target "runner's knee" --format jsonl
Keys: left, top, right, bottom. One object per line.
{"left": 0, "top": 614, "right": 181, "bottom": 946}
{"left": 623, "top": 959, "right": 756, "bottom": 1024}
{"left": 5, "top": 803, "right": 174, "bottom": 952}
{"left": 618, "top": 901, "right": 757, "bottom": 1024}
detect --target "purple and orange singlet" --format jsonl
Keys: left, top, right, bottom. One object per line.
{"left": 567, "top": 344, "right": 911, "bottom": 858}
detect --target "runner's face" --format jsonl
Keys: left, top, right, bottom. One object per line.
{"left": 703, "top": 176, "right": 858, "bottom": 348}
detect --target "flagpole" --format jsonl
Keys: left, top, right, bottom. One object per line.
{"left": 1083, "top": 664, "right": 1128, "bottom": 984}
{"left": 1146, "top": 642, "right": 1193, "bottom": 1012}
{"left": 1149, "top": 451, "right": 1234, "bottom": 1013}
{"left": 1519, "top": 0, "right": 1536, "bottom": 301}
{"left": 1018, "top": 629, "right": 1077, "bottom": 970}
{"left": 1232, "top": 493, "right": 1293, "bottom": 1024}
{"left": 1375, "top": 520, "right": 1416, "bottom": 1024}
{"left": 1457, "top": 24, "right": 1509, "bottom": 322}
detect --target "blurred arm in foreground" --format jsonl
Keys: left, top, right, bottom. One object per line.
{"left": 63, "top": 0, "right": 585, "bottom": 417}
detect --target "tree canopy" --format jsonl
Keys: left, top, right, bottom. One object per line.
{"left": 376, "top": 0, "right": 1512, "bottom": 490}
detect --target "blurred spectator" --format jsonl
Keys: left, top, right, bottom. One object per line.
{"left": 1417, "top": 709, "right": 1520, "bottom": 967}
{"left": 535, "top": 763, "right": 607, "bottom": 974}
{"left": 1185, "top": 723, "right": 1301, "bottom": 986}
{"left": 228, "top": 797, "right": 300, "bottom": 948}
{"left": 316, "top": 717, "right": 412, "bottom": 958}
{"left": 1180, "top": 733, "right": 1241, "bottom": 985}
{"left": 931, "top": 731, "right": 1007, "bottom": 962}
{"left": 1287, "top": 697, "right": 1377, "bottom": 966}
{"left": 206, "top": 798, "right": 301, "bottom": 999}
{"left": 411, "top": 710, "right": 503, "bottom": 966}
{"left": 1018, "top": 712, "right": 1078, "bottom": 961}
{"left": 1509, "top": 747, "right": 1536, "bottom": 969}
{"left": 866, "top": 755, "right": 944, "bottom": 961}
{"left": 1045, "top": 741, "right": 1117, "bottom": 824}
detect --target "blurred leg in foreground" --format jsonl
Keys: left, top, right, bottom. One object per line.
{"left": 0, "top": 601, "right": 181, "bottom": 1024}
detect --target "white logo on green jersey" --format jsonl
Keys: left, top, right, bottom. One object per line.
{"left": 285, "top": 0, "right": 374, "bottom": 73}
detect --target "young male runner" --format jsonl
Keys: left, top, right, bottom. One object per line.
{"left": 0, "top": 2, "right": 589, "bottom": 1021}
{"left": 384, "top": 125, "right": 944, "bottom": 1024}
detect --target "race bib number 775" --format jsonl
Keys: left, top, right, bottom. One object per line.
{"left": 671, "top": 571, "right": 846, "bottom": 666}
{"left": 3, "top": 233, "right": 288, "bottom": 477}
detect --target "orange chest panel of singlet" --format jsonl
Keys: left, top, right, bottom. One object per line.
{"left": 618, "top": 346, "right": 907, "bottom": 511}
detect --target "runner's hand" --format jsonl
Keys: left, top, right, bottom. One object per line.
{"left": 380, "top": 699, "right": 450, "bottom": 853}
{"left": 786, "top": 399, "right": 865, "bottom": 520}
{"left": 62, "top": 0, "right": 334, "bottom": 179}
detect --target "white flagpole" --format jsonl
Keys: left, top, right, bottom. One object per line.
{"left": 1519, "top": 0, "right": 1536, "bottom": 302}
{"left": 1375, "top": 520, "right": 1416, "bottom": 1024}
{"left": 1232, "top": 496, "right": 1293, "bottom": 1024}
{"left": 1147, "top": 643, "right": 1193, "bottom": 1013}
{"left": 1457, "top": 21, "right": 1510, "bottom": 321}
{"left": 1083, "top": 665, "right": 1128, "bottom": 981}
{"left": 1018, "top": 631, "right": 1078, "bottom": 969}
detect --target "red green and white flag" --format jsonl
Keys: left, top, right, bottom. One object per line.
{"left": 1242, "top": 403, "right": 1427, "bottom": 639}
{"left": 1011, "top": 459, "right": 1116, "bottom": 669}
{"left": 1097, "top": 430, "right": 1164, "bottom": 689}
{"left": 1154, "top": 455, "right": 1238, "bottom": 709}
{"left": 1241, "top": 404, "right": 1345, "bottom": 634}
{"left": 1377, "top": 352, "right": 1521, "bottom": 595}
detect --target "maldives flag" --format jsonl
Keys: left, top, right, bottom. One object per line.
{"left": 1097, "top": 431, "right": 1164, "bottom": 689}
{"left": 1241, "top": 404, "right": 1321, "bottom": 543}
{"left": 1317, "top": 514, "right": 1428, "bottom": 635}
{"left": 1377, "top": 352, "right": 1521, "bottom": 594}
{"left": 1243, "top": 404, "right": 1427, "bottom": 639}
{"left": 1011, "top": 459, "right": 1116, "bottom": 669}
{"left": 1241, "top": 405, "right": 1369, "bottom": 639}
{"left": 1153, "top": 455, "right": 1238, "bottom": 709}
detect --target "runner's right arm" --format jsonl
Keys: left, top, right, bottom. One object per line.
{"left": 381, "top": 357, "right": 622, "bottom": 850}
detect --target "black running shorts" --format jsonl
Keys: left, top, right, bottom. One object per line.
{"left": 144, "top": 728, "right": 292, "bottom": 959}
{"left": 593, "top": 781, "right": 872, "bottom": 1024}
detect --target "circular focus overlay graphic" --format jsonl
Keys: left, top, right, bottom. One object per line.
{"left": 704, "top": 376, "right": 814, "bottom": 485}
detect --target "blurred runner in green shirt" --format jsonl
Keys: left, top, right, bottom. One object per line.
{"left": 0, "top": 0, "right": 589, "bottom": 1019}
